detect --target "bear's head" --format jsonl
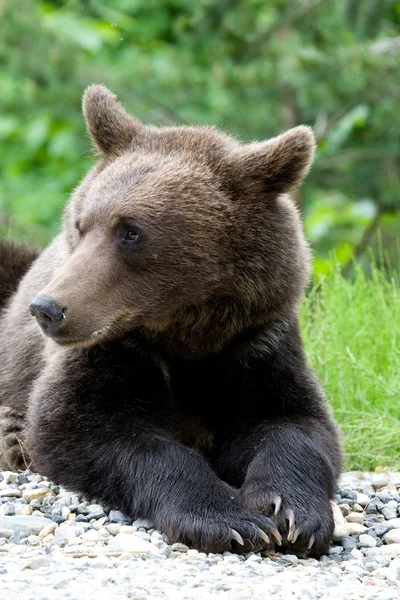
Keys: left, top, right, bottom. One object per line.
{"left": 30, "top": 85, "right": 314, "bottom": 356}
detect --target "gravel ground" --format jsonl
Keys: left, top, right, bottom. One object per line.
{"left": 0, "top": 470, "right": 399, "bottom": 599}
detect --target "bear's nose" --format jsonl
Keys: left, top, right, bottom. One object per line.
{"left": 29, "top": 296, "right": 66, "bottom": 334}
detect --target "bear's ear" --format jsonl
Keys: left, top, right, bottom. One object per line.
{"left": 228, "top": 126, "right": 316, "bottom": 195}
{"left": 82, "top": 84, "right": 144, "bottom": 156}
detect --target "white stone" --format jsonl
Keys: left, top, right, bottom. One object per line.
{"left": 375, "top": 543, "right": 400, "bottom": 555}
{"left": 135, "top": 531, "right": 150, "bottom": 542}
{"left": 0, "top": 489, "right": 21, "bottom": 498}
{"left": 384, "top": 529, "right": 400, "bottom": 544}
{"left": 106, "top": 523, "right": 120, "bottom": 536}
{"left": 57, "top": 525, "right": 77, "bottom": 541}
{"left": 23, "top": 556, "right": 50, "bottom": 570}
{"left": 119, "top": 525, "right": 137, "bottom": 534}
{"left": 358, "top": 534, "right": 376, "bottom": 548}
{"left": 356, "top": 493, "right": 370, "bottom": 507}
{"left": 15, "top": 504, "right": 33, "bottom": 516}
{"left": 387, "top": 557, "right": 400, "bottom": 581}
{"left": 66, "top": 536, "right": 83, "bottom": 546}
{"left": 386, "top": 518, "right": 400, "bottom": 529}
{"left": 98, "top": 528, "right": 110, "bottom": 538}
{"left": 23, "top": 488, "right": 52, "bottom": 502}
{"left": 3, "top": 472, "right": 18, "bottom": 485}
{"left": 58, "top": 492, "right": 72, "bottom": 505}
{"left": 82, "top": 529, "right": 102, "bottom": 542}
{"left": 61, "top": 506, "right": 70, "bottom": 519}
{"left": 346, "top": 512, "right": 364, "bottom": 524}
{"left": 331, "top": 502, "right": 350, "bottom": 541}
{"left": 39, "top": 522, "right": 57, "bottom": 538}
{"left": 374, "top": 567, "right": 390, "bottom": 579}
{"left": 344, "top": 563, "right": 367, "bottom": 575}
{"left": 110, "top": 533, "right": 157, "bottom": 554}
{"left": 389, "top": 473, "right": 400, "bottom": 486}
{"left": 347, "top": 522, "right": 367, "bottom": 535}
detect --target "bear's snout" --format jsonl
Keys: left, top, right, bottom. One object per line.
{"left": 29, "top": 295, "right": 67, "bottom": 336}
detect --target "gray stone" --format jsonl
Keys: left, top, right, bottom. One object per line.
{"left": 8, "top": 530, "right": 21, "bottom": 544}
{"left": 340, "top": 488, "right": 358, "bottom": 501}
{"left": 328, "top": 545, "right": 343, "bottom": 555}
{"left": 381, "top": 507, "right": 397, "bottom": 520}
{"left": 371, "top": 522, "right": 393, "bottom": 537}
{"left": 365, "top": 497, "right": 384, "bottom": 514}
{"left": 52, "top": 534, "right": 66, "bottom": 548}
{"left": 171, "top": 543, "right": 189, "bottom": 553}
{"left": 109, "top": 510, "right": 131, "bottom": 524}
{"left": 132, "top": 518, "right": 153, "bottom": 529}
{"left": 342, "top": 536, "right": 357, "bottom": 550}
{"left": 371, "top": 473, "right": 390, "bottom": 489}
{"left": 87, "top": 506, "right": 106, "bottom": 520}
{"left": 377, "top": 491, "right": 400, "bottom": 503}
{"left": 0, "top": 516, "right": 52, "bottom": 537}
{"left": 4, "top": 503, "right": 15, "bottom": 516}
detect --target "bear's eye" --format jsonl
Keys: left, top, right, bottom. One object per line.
{"left": 124, "top": 229, "right": 140, "bottom": 243}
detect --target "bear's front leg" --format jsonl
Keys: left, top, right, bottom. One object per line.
{"left": 26, "top": 342, "right": 278, "bottom": 554}
{"left": 215, "top": 416, "right": 340, "bottom": 558}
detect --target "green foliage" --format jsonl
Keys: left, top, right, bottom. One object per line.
{"left": 0, "top": 0, "right": 399, "bottom": 266}
{"left": 301, "top": 264, "right": 400, "bottom": 470}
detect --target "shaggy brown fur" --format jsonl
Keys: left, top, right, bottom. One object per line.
{"left": 0, "top": 241, "right": 38, "bottom": 310}
{"left": 0, "top": 85, "right": 341, "bottom": 556}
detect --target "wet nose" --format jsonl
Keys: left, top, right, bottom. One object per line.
{"left": 29, "top": 296, "right": 66, "bottom": 334}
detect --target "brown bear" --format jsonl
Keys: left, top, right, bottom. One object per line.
{"left": 0, "top": 85, "right": 341, "bottom": 556}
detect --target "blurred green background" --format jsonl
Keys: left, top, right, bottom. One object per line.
{"left": 0, "top": 0, "right": 399, "bottom": 469}
{"left": 1, "top": 0, "right": 399, "bottom": 275}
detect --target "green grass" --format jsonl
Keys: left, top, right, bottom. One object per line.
{"left": 300, "top": 265, "right": 400, "bottom": 472}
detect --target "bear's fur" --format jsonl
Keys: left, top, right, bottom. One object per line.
{"left": 0, "top": 85, "right": 341, "bottom": 556}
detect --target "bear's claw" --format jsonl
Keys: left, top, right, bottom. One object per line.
{"left": 291, "top": 528, "right": 301, "bottom": 544}
{"left": 273, "top": 494, "right": 282, "bottom": 515}
{"left": 307, "top": 533, "right": 316, "bottom": 551}
{"left": 257, "top": 528, "right": 270, "bottom": 545}
{"left": 286, "top": 508, "right": 296, "bottom": 541}
{"left": 271, "top": 527, "right": 282, "bottom": 546}
{"left": 230, "top": 528, "right": 244, "bottom": 545}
